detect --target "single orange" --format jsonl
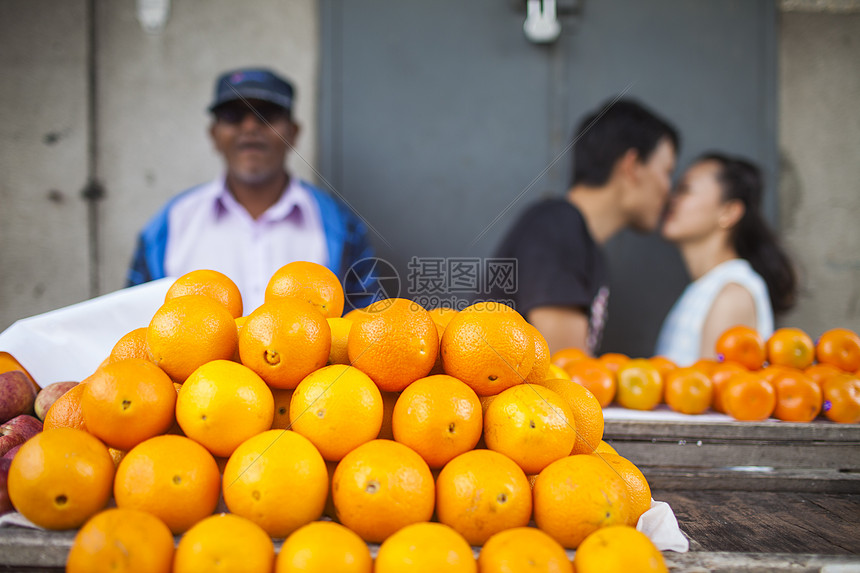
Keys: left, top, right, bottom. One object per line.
{"left": 66, "top": 508, "right": 174, "bottom": 573}
{"left": 615, "top": 359, "right": 663, "bottom": 411}
{"left": 276, "top": 520, "right": 373, "bottom": 573}
{"left": 565, "top": 358, "right": 616, "bottom": 408}
{"left": 648, "top": 356, "right": 678, "bottom": 384}
{"left": 816, "top": 328, "right": 860, "bottom": 372}
{"left": 165, "top": 269, "right": 244, "bottom": 319}
{"left": 375, "top": 522, "right": 477, "bottom": 573}
{"left": 332, "top": 439, "right": 435, "bottom": 543}
{"left": 348, "top": 298, "right": 439, "bottom": 392}
{"left": 483, "top": 384, "right": 576, "bottom": 475}
{"left": 108, "top": 327, "right": 150, "bottom": 363}
{"left": 598, "top": 352, "right": 630, "bottom": 376}
{"left": 715, "top": 325, "right": 766, "bottom": 370}
{"left": 176, "top": 360, "right": 274, "bottom": 458}
{"left": 42, "top": 382, "right": 87, "bottom": 431}
{"left": 173, "top": 513, "right": 274, "bottom": 573}
{"left": 290, "top": 364, "right": 383, "bottom": 461}
{"left": 767, "top": 327, "right": 815, "bottom": 370}
{"left": 524, "top": 323, "right": 551, "bottom": 384}
{"left": 591, "top": 453, "right": 651, "bottom": 525}
{"left": 113, "top": 434, "right": 221, "bottom": 534}
{"left": 392, "top": 374, "right": 482, "bottom": 468}
{"left": 7, "top": 428, "right": 114, "bottom": 530}
{"left": 821, "top": 373, "right": 860, "bottom": 424}
{"left": 772, "top": 370, "right": 823, "bottom": 422}
{"left": 326, "top": 316, "right": 352, "bottom": 365}
{"left": 551, "top": 347, "right": 589, "bottom": 371}
{"left": 547, "top": 363, "right": 570, "bottom": 381}
{"left": 146, "top": 294, "right": 238, "bottom": 382}
{"left": 595, "top": 440, "right": 618, "bottom": 455}
{"left": 574, "top": 525, "right": 668, "bottom": 573}
{"left": 427, "top": 306, "right": 458, "bottom": 332}
{"left": 805, "top": 363, "right": 844, "bottom": 390}
{"left": 533, "top": 454, "right": 631, "bottom": 548}
{"left": 690, "top": 358, "right": 720, "bottom": 378}
{"left": 265, "top": 260, "right": 345, "bottom": 318}
{"left": 722, "top": 372, "right": 776, "bottom": 422}
{"left": 709, "top": 361, "right": 749, "bottom": 413}
{"left": 223, "top": 429, "right": 328, "bottom": 537}
{"left": 440, "top": 306, "right": 534, "bottom": 396}
{"left": 81, "top": 358, "right": 176, "bottom": 451}
{"left": 478, "top": 527, "right": 573, "bottom": 573}
{"left": 535, "top": 378, "right": 604, "bottom": 455}
{"left": 270, "top": 388, "right": 294, "bottom": 430}
{"left": 239, "top": 298, "right": 331, "bottom": 389}
{"left": 435, "top": 449, "right": 532, "bottom": 545}
{"left": 759, "top": 364, "right": 797, "bottom": 383}
{"left": 0, "top": 351, "right": 39, "bottom": 391}
{"left": 664, "top": 367, "right": 713, "bottom": 415}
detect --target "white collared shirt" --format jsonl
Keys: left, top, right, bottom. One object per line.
{"left": 163, "top": 177, "right": 328, "bottom": 314}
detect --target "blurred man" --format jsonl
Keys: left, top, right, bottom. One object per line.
{"left": 127, "top": 68, "right": 376, "bottom": 312}
{"left": 490, "top": 98, "right": 679, "bottom": 354}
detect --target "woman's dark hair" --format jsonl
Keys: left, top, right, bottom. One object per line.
{"left": 699, "top": 152, "right": 797, "bottom": 314}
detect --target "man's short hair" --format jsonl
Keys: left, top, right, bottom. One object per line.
{"left": 570, "top": 98, "right": 679, "bottom": 187}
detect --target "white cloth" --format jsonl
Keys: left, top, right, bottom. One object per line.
{"left": 163, "top": 177, "right": 328, "bottom": 312}
{"left": 655, "top": 259, "right": 774, "bottom": 366}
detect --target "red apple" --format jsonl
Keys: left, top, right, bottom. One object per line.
{"left": 0, "top": 415, "right": 42, "bottom": 457}
{"left": 0, "top": 371, "right": 38, "bottom": 423}
{"left": 34, "top": 381, "right": 79, "bottom": 421}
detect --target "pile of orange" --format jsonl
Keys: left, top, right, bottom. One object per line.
{"left": 7, "top": 262, "right": 670, "bottom": 572}
{"left": 550, "top": 324, "right": 860, "bottom": 424}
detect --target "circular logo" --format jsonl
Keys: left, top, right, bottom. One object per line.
{"left": 343, "top": 257, "right": 401, "bottom": 312}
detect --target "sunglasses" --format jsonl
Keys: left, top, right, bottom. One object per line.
{"left": 214, "top": 103, "right": 290, "bottom": 125}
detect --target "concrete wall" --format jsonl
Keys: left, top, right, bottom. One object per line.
{"left": 779, "top": 10, "right": 860, "bottom": 336}
{"left": 0, "top": 0, "right": 319, "bottom": 330}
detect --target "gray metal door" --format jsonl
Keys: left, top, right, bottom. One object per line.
{"left": 320, "top": 0, "right": 777, "bottom": 357}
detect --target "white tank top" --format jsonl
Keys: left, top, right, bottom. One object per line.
{"left": 655, "top": 259, "right": 774, "bottom": 366}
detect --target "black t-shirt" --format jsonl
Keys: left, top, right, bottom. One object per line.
{"left": 489, "top": 198, "right": 609, "bottom": 353}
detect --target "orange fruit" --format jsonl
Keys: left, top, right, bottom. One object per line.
{"left": 595, "top": 440, "right": 618, "bottom": 455}
{"left": 691, "top": 358, "right": 720, "bottom": 378}
{"left": 547, "top": 363, "right": 570, "bottom": 381}
{"left": 270, "top": 388, "right": 294, "bottom": 429}
{"left": 483, "top": 384, "right": 576, "bottom": 475}
{"left": 348, "top": 298, "right": 438, "bottom": 392}
{"left": 0, "top": 351, "right": 39, "bottom": 391}
{"left": 81, "top": 358, "right": 176, "bottom": 451}
{"left": 772, "top": 370, "right": 822, "bottom": 422}
{"left": 535, "top": 378, "right": 604, "bottom": 455}
{"left": 440, "top": 307, "right": 534, "bottom": 396}
{"left": 524, "top": 323, "right": 551, "bottom": 384}
{"left": 821, "top": 373, "right": 860, "bottom": 424}
{"left": 222, "top": 429, "right": 328, "bottom": 537}
{"left": 435, "top": 449, "right": 532, "bottom": 545}
{"left": 574, "top": 525, "right": 667, "bottom": 573}
{"left": 591, "top": 453, "right": 651, "bottom": 525}
{"left": 767, "top": 327, "right": 815, "bottom": 370}
{"left": 805, "top": 363, "right": 844, "bottom": 390}
{"left": 759, "top": 364, "right": 797, "bottom": 384}
{"left": 598, "top": 352, "right": 630, "bottom": 375}
{"left": 43, "top": 381, "right": 87, "bottom": 431}
{"left": 176, "top": 360, "right": 274, "bottom": 458}
{"left": 615, "top": 359, "right": 663, "bottom": 411}
{"left": 375, "top": 522, "right": 477, "bottom": 573}
{"left": 722, "top": 372, "right": 776, "bottom": 422}
{"left": 551, "top": 347, "right": 588, "bottom": 371}
{"left": 7, "top": 428, "right": 114, "bottom": 530}
{"left": 165, "top": 269, "right": 243, "bottom": 319}
{"left": 326, "top": 316, "right": 352, "bottom": 365}
{"left": 715, "top": 325, "right": 766, "bottom": 370}
{"left": 146, "top": 294, "right": 238, "bottom": 382}
{"left": 533, "top": 454, "right": 631, "bottom": 548}
{"left": 332, "top": 439, "right": 434, "bottom": 542}
{"left": 709, "top": 361, "right": 749, "bottom": 413}
{"left": 113, "top": 434, "right": 220, "bottom": 534}
{"left": 377, "top": 390, "right": 399, "bottom": 440}
{"left": 173, "top": 513, "right": 274, "bottom": 573}
{"left": 239, "top": 298, "right": 331, "bottom": 389}
{"left": 392, "top": 374, "right": 482, "bottom": 468}
{"left": 566, "top": 359, "right": 616, "bottom": 407}
{"left": 428, "top": 306, "right": 458, "bottom": 332}
{"left": 108, "top": 327, "right": 150, "bottom": 363}
{"left": 664, "top": 367, "right": 713, "bottom": 415}
{"left": 290, "top": 364, "right": 383, "bottom": 461}
{"left": 478, "top": 527, "right": 573, "bottom": 573}
{"left": 276, "top": 520, "right": 373, "bottom": 573}
{"left": 816, "top": 328, "right": 860, "bottom": 372}
{"left": 66, "top": 508, "right": 174, "bottom": 573}
{"left": 265, "top": 260, "right": 345, "bottom": 318}
{"left": 648, "top": 356, "right": 678, "bottom": 383}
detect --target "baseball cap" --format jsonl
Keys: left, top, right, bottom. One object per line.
{"left": 208, "top": 68, "right": 294, "bottom": 113}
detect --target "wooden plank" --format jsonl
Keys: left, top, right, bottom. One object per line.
{"left": 663, "top": 551, "right": 860, "bottom": 572}
{"left": 642, "top": 467, "right": 860, "bottom": 493}
{"left": 654, "top": 490, "right": 860, "bottom": 555}
{"left": 604, "top": 419, "right": 860, "bottom": 442}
